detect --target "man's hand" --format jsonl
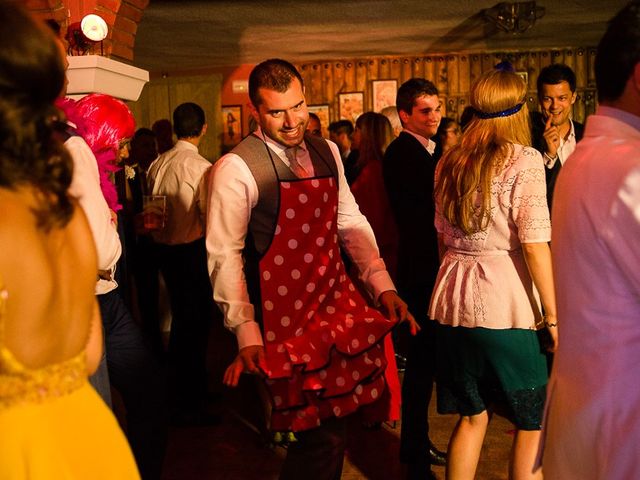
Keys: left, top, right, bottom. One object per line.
{"left": 542, "top": 115, "right": 560, "bottom": 158}
{"left": 378, "top": 290, "right": 420, "bottom": 336}
{"left": 223, "top": 345, "right": 268, "bottom": 387}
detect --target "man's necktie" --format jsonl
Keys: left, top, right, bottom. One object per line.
{"left": 285, "top": 147, "right": 309, "bottom": 178}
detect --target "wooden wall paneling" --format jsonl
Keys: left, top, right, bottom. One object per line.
{"left": 322, "top": 62, "right": 334, "bottom": 112}
{"left": 587, "top": 48, "right": 597, "bottom": 87}
{"left": 583, "top": 89, "right": 597, "bottom": 118}
{"left": 299, "top": 63, "right": 314, "bottom": 101}
{"left": 574, "top": 89, "right": 586, "bottom": 124}
{"left": 447, "top": 55, "right": 459, "bottom": 95}
{"left": 563, "top": 49, "right": 576, "bottom": 72}
{"left": 424, "top": 56, "right": 436, "bottom": 84}
{"left": 457, "top": 96, "right": 470, "bottom": 123}
{"left": 527, "top": 52, "right": 540, "bottom": 92}
{"left": 355, "top": 60, "right": 368, "bottom": 93}
{"left": 469, "top": 54, "right": 482, "bottom": 87}
{"left": 458, "top": 55, "right": 470, "bottom": 94}
{"left": 400, "top": 58, "right": 412, "bottom": 83}
{"left": 309, "top": 64, "right": 324, "bottom": 105}
{"left": 385, "top": 58, "right": 402, "bottom": 82}
{"left": 376, "top": 57, "right": 388, "bottom": 80}
{"left": 343, "top": 60, "right": 357, "bottom": 91}
{"left": 539, "top": 50, "right": 552, "bottom": 70}
{"left": 551, "top": 49, "right": 564, "bottom": 66}
{"left": 526, "top": 91, "right": 538, "bottom": 115}
{"left": 412, "top": 57, "right": 425, "bottom": 80}
{"left": 331, "top": 62, "right": 346, "bottom": 121}
{"left": 574, "top": 49, "right": 587, "bottom": 89}
{"left": 435, "top": 55, "right": 448, "bottom": 94}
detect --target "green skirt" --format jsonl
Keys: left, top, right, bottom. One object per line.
{"left": 435, "top": 323, "right": 548, "bottom": 430}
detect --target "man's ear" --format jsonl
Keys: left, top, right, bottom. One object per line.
{"left": 570, "top": 91, "right": 577, "bottom": 105}
{"left": 201, "top": 123, "right": 208, "bottom": 136}
{"left": 398, "top": 109, "right": 410, "bottom": 125}
{"left": 249, "top": 102, "right": 260, "bottom": 124}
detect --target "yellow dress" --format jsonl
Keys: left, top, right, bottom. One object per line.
{"left": 0, "top": 287, "right": 140, "bottom": 479}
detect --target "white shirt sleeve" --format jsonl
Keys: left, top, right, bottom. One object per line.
{"left": 66, "top": 136, "right": 121, "bottom": 293}
{"left": 206, "top": 141, "right": 395, "bottom": 350}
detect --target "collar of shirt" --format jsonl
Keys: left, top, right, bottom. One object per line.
{"left": 598, "top": 105, "right": 640, "bottom": 132}
{"left": 543, "top": 119, "right": 577, "bottom": 169}
{"left": 403, "top": 129, "right": 436, "bottom": 155}
{"left": 253, "top": 128, "right": 313, "bottom": 173}
{"left": 174, "top": 139, "right": 199, "bottom": 153}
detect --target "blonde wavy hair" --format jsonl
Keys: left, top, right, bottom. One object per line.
{"left": 434, "top": 69, "right": 531, "bottom": 234}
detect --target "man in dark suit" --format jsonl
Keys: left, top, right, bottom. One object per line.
{"left": 531, "top": 64, "right": 585, "bottom": 210}
{"left": 383, "top": 78, "right": 445, "bottom": 480}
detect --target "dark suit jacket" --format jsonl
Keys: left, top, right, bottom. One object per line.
{"left": 382, "top": 132, "right": 440, "bottom": 320}
{"left": 531, "top": 111, "right": 584, "bottom": 210}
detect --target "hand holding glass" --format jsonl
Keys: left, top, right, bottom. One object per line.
{"left": 142, "top": 195, "right": 166, "bottom": 230}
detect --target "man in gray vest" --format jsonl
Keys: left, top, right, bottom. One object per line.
{"left": 206, "top": 58, "right": 416, "bottom": 480}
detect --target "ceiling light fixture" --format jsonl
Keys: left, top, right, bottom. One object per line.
{"left": 483, "top": 1, "right": 545, "bottom": 34}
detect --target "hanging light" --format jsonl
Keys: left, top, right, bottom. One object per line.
{"left": 483, "top": 2, "right": 545, "bottom": 34}
{"left": 66, "top": 14, "right": 108, "bottom": 55}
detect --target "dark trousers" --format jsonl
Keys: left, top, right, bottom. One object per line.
{"left": 156, "top": 238, "right": 213, "bottom": 411}
{"left": 280, "top": 417, "right": 347, "bottom": 480}
{"left": 132, "top": 236, "right": 163, "bottom": 355}
{"left": 99, "top": 289, "right": 168, "bottom": 480}
{"left": 399, "top": 312, "right": 437, "bottom": 466}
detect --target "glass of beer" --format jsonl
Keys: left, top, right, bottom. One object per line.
{"left": 142, "top": 195, "right": 166, "bottom": 230}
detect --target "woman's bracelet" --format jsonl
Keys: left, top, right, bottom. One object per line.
{"left": 544, "top": 318, "right": 558, "bottom": 328}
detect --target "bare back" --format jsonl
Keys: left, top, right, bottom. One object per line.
{"left": 0, "top": 186, "right": 98, "bottom": 370}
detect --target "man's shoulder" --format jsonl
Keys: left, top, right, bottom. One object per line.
{"left": 385, "top": 132, "right": 425, "bottom": 159}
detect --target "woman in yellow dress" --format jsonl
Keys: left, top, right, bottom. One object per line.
{"left": 0, "top": 2, "right": 139, "bottom": 478}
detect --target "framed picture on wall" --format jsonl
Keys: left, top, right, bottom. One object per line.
{"left": 307, "top": 104, "right": 330, "bottom": 137}
{"left": 338, "top": 92, "right": 364, "bottom": 124}
{"left": 221, "top": 105, "right": 242, "bottom": 147}
{"left": 372, "top": 79, "right": 398, "bottom": 112}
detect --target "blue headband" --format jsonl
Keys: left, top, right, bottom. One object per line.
{"left": 474, "top": 102, "right": 525, "bottom": 119}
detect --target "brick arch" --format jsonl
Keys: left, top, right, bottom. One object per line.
{"left": 25, "top": 0, "right": 149, "bottom": 61}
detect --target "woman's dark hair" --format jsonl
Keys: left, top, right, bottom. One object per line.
{"left": 0, "top": 1, "right": 74, "bottom": 230}
{"left": 354, "top": 112, "right": 393, "bottom": 170}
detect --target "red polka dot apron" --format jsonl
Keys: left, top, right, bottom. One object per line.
{"left": 259, "top": 173, "right": 398, "bottom": 432}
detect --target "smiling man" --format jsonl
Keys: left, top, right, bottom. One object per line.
{"left": 206, "top": 58, "right": 415, "bottom": 480}
{"left": 532, "top": 64, "right": 585, "bottom": 209}
{"left": 382, "top": 78, "right": 446, "bottom": 480}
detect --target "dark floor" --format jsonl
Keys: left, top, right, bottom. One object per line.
{"left": 160, "top": 350, "right": 514, "bottom": 479}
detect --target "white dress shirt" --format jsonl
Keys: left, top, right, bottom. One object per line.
{"left": 66, "top": 135, "right": 121, "bottom": 295}
{"left": 147, "top": 140, "right": 211, "bottom": 245}
{"left": 403, "top": 129, "right": 436, "bottom": 155}
{"left": 543, "top": 119, "right": 578, "bottom": 168}
{"left": 206, "top": 129, "right": 395, "bottom": 349}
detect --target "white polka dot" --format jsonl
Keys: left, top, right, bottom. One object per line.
{"left": 275, "top": 225, "right": 281, "bottom": 235}
{"left": 345, "top": 317, "right": 354, "bottom": 328}
{"left": 290, "top": 354, "right": 298, "bottom": 362}
{"left": 326, "top": 306, "right": 336, "bottom": 314}
{"left": 339, "top": 275, "right": 346, "bottom": 283}
{"left": 319, "top": 294, "right": 326, "bottom": 303}
{"left": 336, "top": 376, "right": 346, "bottom": 386}
{"left": 283, "top": 362, "right": 291, "bottom": 370}
{"left": 323, "top": 192, "right": 329, "bottom": 202}
{"left": 329, "top": 279, "right": 335, "bottom": 287}
{"left": 364, "top": 316, "right": 374, "bottom": 323}
{"left": 298, "top": 193, "right": 308, "bottom": 203}
{"left": 295, "top": 300, "right": 303, "bottom": 310}
{"left": 328, "top": 249, "right": 334, "bottom": 258}
{"left": 302, "top": 223, "right": 310, "bottom": 233}
{"left": 334, "top": 291, "right": 341, "bottom": 299}
{"left": 288, "top": 239, "right": 298, "bottom": 249}
{"left": 274, "top": 396, "right": 283, "bottom": 406}
{"left": 309, "top": 342, "right": 316, "bottom": 350}
{"left": 349, "top": 284, "right": 356, "bottom": 292}
{"left": 355, "top": 385, "right": 364, "bottom": 394}
{"left": 263, "top": 271, "right": 271, "bottom": 281}
{"left": 304, "top": 253, "right": 313, "bottom": 263}
{"left": 307, "top": 310, "right": 314, "bottom": 319}
{"left": 368, "top": 334, "right": 376, "bottom": 344}
{"left": 364, "top": 355, "right": 373, "bottom": 365}
{"left": 371, "top": 388, "right": 378, "bottom": 399}
{"left": 266, "top": 331, "right": 276, "bottom": 342}
{"left": 318, "top": 266, "right": 327, "bottom": 276}
{"left": 353, "top": 394, "right": 359, "bottom": 404}
{"left": 281, "top": 316, "right": 291, "bottom": 327}
{"left": 364, "top": 306, "right": 369, "bottom": 312}
{"left": 335, "top": 262, "right": 340, "bottom": 270}
{"left": 336, "top": 324, "right": 344, "bottom": 332}
{"left": 274, "top": 255, "right": 284, "bottom": 265}
{"left": 314, "top": 208, "right": 321, "bottom": 218}
{"left": 286, "top": 208, "right": 295, "bottom": 219}
{"left": 333, "top": 406, "right": 341, "bottom": 416}
{"left": 325, "top": 221, "right": 332, "bottom": 230}
{"left": 277, "top": 344, "right": 285, "bottom": 352}
{"left": 349, "top": 299, "right": 357, "bottom": 307}
{"left": 329, "top": 178, "right": 334, "bottom": 187}
{"left": 306, "top": 282, "right": 316, "bottom": 293}
{"left": 375, "top": 358, "right": 382, "bottom": 367}
{"left": 278, "top": 285, "right": 288, "bottom": 296}
{"left": 311, "top": 179, "right": 320, "bottom": 188}
{"left": 302, "top": 354, "right": 311, "bottom": 362}
{"left": 340, "top": 359, "right": 347, "bottom": 368}
{"left": 295, "top": 328, "right": 304, "bottom": 337}
{"left": 352, "top": 371, "right": 360, "bottom": 381}
{"left": 351, "top": 338, "right": 360, "bottom": 349}
{"left": 319, "top": 369, "right": 328, "bottom": 379}
{"left": 282, "top": 182, "right": 291, "bottom": 189}
{"left": 291, "top": 269, "right": 301, "bottom": 280}
{"left": 264, "top": 300, "right": 274, "bottom": 311}
{"left": 316, "top": 237, "right": 325, "bottom": 247}
{"left": 319, "top": 320, "right": 329, "bottom": 327}
{"left": 331, "top": 330, "right": 336, "bottom": 338}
